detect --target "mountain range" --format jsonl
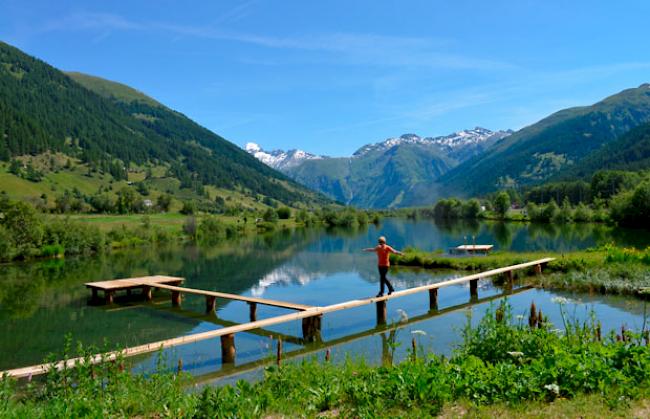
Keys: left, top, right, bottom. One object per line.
{"left": 248, "top": 85, "right": 650, "bottom": 207}
{"left": 246, "top": 128, "right": 512, "bottom": 207}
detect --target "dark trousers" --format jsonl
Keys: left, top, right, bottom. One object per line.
{"left": 378, "top": 266, "right": 394, "bottom": 294}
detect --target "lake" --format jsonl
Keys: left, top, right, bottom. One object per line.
{"left": 1, "top": 218, "right": 649, "bottom": 385}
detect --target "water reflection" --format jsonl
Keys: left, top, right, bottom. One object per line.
{"left": 1, "top": 218, "right": 650, "bottom": 376}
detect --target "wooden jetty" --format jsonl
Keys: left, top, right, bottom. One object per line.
{"left": 453, "top": 244, "right": 493, "bottom": 254}
{"left": 85, "top": 275, "right": 184, "bottom": 304}
{"left": 3, "top": 257, "right": 553, "bottom": 379}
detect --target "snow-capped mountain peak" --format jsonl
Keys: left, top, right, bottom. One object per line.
{"left": 245, "top": 142, "right": 323, "bottom": 170}
{"left": 352, "top": 127, "right": 512, "bottom": 157}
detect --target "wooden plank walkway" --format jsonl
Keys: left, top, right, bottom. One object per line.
{"left": 4, "top": 257, "right": 553, "bottom": 379}
{"left": 142, "top": 281, "right": 312, "bottom": 312}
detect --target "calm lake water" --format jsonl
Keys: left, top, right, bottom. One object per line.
{"left": 1, "top": 218, "right": 650, "bottom": 385}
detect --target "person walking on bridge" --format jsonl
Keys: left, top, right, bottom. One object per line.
{"left": 363, "top": 236, "right": 404, "bottom": 297}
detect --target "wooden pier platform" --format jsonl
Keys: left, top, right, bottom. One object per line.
{"left": 85, "top": 275, "right": 184, "bottom": 304}
{"left": 453, "top": 244, "right": 493, "bottom": 254}
{"left": 6, "top": 257, "right": 553, "bottom": 379}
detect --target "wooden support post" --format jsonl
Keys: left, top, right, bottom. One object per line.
{"left": 126, "top": 288, "right": 132, "bottom": 297}
{"left": 376, "top": 300, "right": 387, "bottom": 325}
{"left": 470, "top": 279, "right": 478, "bottom": 299}
{"left": 302, "top": 315, "right": 322, "bottom": 342}
{"left": 171, "top": 291, "right": 181, "bottom": 307}
{"left": 220, "top": 333, "right": 236, "bottom": 364}
{"left": 276, "top": 337, "right": 283, "bottom": 366}
{"left": 428, "top": 288, "right": 438, "bottom": 311}
{"left": 505, "top": 270, "right": 514, "bottom": 288}
{"left": 142, "top": 285, "right": 152, "bottom": 301}
{"left": 104, "top": 291, "right": 114, "bottom": 305}
{"left": 206, "top": 296, "right": 216, "bottom": 314}
{"left": 249, "top": 302, "right": 257, "bottom": 322}
{"left": 534, "top": 264, "right": 542, "bottom": 275}
{"left": 91, "top": 288, "right": 98, "bottom": 302}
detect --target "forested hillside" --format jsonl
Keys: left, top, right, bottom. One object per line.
{"left": 0, "top": 41, "right": 325, "bottom": 206}
{"left": 560, "top": 121, "right": 650, "bottom": 179}
{"left": 439, "top": 84, "right": 650, "bottom": 197}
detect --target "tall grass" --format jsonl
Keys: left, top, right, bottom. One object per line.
{"left": 3, "top": 302, "right": 650, "bottom": 417}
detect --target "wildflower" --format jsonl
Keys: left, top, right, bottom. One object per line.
{"left": 411, "top": 330, "right": 427, "bottom": 336}
{"left": 507, "top": 351, "right": 524, "bottom": 357}
{"left": 551, "top": 296, "right": 569, "bottom": 305}
{"left": 396, "top": 309, "right": 409, "bottom": 323}
{"left": 544, "top": 383, "right": 560, "bottom": 395}
{"left": 516, "top": 314, "right": 525, "bottom": 320}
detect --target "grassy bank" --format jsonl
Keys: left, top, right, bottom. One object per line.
{"left": 3, "top": 303, "right": 650, "bottom": 417}
{"left": 394, "top": 246, "right": 650, "bottom": 297}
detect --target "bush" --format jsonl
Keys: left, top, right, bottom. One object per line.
{"left": 610, "top": 181, "right": 650, "bottom": 228}
{"left": 462, "top": 199, "right": 482, "bottom": 219}
{"left": 1, "top": 201, "right": 44, "bottom": 257}
{"left": 198, "top": 217, "right": 227, "bottom": 244}
{"left": 43, "top": 219, "right": 105, "bottom": 255}
{"left": 263, "top": 208, "right": 279, "bottom": 223}
{"left": 180, "top": 201, "right": 196, "bottom": 215}
{"left": 494, "top": 192, "right": 511, "bottom": 219}
{"left": 0, "top": 225, "right": 15, "bottom": 261}
{"left": 183, "top": 216, "right": 198, "bottom": 239}
{"left": 276, "top": 206, "right": 291, "bottom": 220}
{"left": 573, "top": 203, "right": 592, "bottom": 222}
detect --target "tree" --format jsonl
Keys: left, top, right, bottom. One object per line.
{"left": 494, "top": 192, "right": 511, "bottom": 219}
{"left": 263, "top": 208, "right": 278, "bottom": 223}
{"left": 8, "top": 159, "right": 21, "bottom": 175}
{"left": 156, "top": 193, "right": 172, "bottom": 212}
{"left": 116, "top": 187, "right": 143, "bottom": 214}
{"left": 2, "top": 201, "right": 44, "bottom": 256}
{"left": 610, "top": 181, "right": 650, "bottom": 227}
{"left": 462, "top": 199, "right": 482, "bottom": 219}
{"left": 276, "top": 206, "right": 291, "bottom": 220}
{"left": 180, "top": 200, "right": 196, "bottom": 215}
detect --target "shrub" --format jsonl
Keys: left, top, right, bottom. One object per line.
{"left": 180, "top": 201, "right": 196, "bottom": 215}
{"left": 610, "top": 181, "right": 650, "bottom": 228}
{"left": 183, "top": 216, "right": 198, "bottom": 239}
{"left": 263, "top": 208, "right": 279, "bottom": 223}
{"left": 198, "top": 217, "right": 227, "bottom": 244}
{"left": 0, "top": 225, "right": 16, "bottom": 261}
{"left": 493, "top": 192, "right": 511, "bottom": 219}
{"left": 573, "top": 203, "right": 592, "bottom": 222}
{"left": 276, "top": 206, "right": 291, "bottom": 220}
{"left": 1, "top": 201, "right": 44, "bottom": 257}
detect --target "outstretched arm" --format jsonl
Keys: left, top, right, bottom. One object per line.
{"left": 362, "top": 247, "right": 376, "bottom": 252}
{"left": 389, "top": 246, "right": 404, "bottom": 256}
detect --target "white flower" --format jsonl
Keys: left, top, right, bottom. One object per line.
{"left": 544, "top": 383, "right": 560, "bottom": 395}
{"left": 507, "top": 351, "right": 524, "bottom": 357}
{"left": 551, "top": 296, "right": 583, "bottom": 305}
{"left": 396, "top": 309, "right": 409, "bottom": 323}
{"left": 551, "top": 297, "right": 569, "bottom": 305}
{"left": 516, "top": 315, "right": 525, "bottom": 320}
{"left": 411, "top": 330, "right": 427, "bottom": 336}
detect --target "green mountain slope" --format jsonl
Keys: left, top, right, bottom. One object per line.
{"left": 438, "top": 84, "right": 650, "bottom": 197}
{"left": 561, "top": 121, "right": 650, "bottom": 178}
{"left": 286, "top": 144, "right": 455, "bottom": 208}
{"left": 0, "top": 41, "right": 325, "bottom": 206}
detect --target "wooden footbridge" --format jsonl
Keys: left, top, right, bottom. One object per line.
{"left": 2, "top": 257, "right": 553, "bottom": 379}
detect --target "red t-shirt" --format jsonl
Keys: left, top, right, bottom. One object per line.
{"left": 375, "top": 244, "right": 396, "bottom": 267}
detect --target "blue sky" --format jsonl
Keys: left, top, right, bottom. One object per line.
{"left": 2, "top": 1, "right": 650, "bottom": 156}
